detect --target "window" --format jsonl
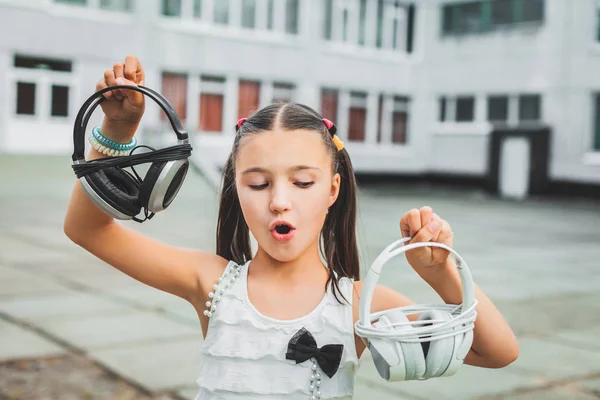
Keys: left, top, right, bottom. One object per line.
{"left": 456, "top": 96, "right": 475, "bottom": 122}
{"left": 273, "top": 82, "right": 295, "bottom": 103}
{"left": 14, "top": 55, "right": 72, "bottom": 72}
{"left": 377, "top": 94, "right": 383, "bottom": 142}
{"left": 518, "top": 94, "right": 541, "bottom": 121}
{"left": 320, "top": 88, "right": 338, "bottom": 123}
{"left": 99, "top": 0, "right": 131, "bottom": 11}
{"left": 16, "top": 82, "right": 36, "bottom": 116}
{"left": 348, "top": 92, "right": 367, "bottom": 142}
{"left": 487, "top": 95, "right": 508, "bottom": 122}
{"left": 238, "top": 80, "right": 260, "bottom": 119}
{"left": 162, "top": 0, "right": 180, "bottom": 16}
{"left": 376, "top": 0, "right": 384, "bottom": 47}
{"left": 392, "top": 96, "right": 409, "bottom": 144}
{"left": 200, "top": 75, "right": 226, "bottom": 132}
{"left": 358, "top": 0, "right": 367, "bottom": 46}
{"left": 242, "top": 0, "right": 256, "bottom": 28}
{"left": 194, "top": 0, "right": 202, "bottom": 18}
{"left": 54, "top": 0, "right": 87, "bottom": 5}
{"left": 267, "top": 0, "right": 275, "bottom": 30}
{"left": 442, "top": 0, "right": 544, "bottom": 36}
{"left": 51, "top": 85, "right": 69, "bottom": 117}
{"left": 285, "top": 0, "right": 299, "bottom": 34}
{"left": 161, "top": 72, "right": 187, "bottom": 122}
{"left": 594, "top": 94, "right": 600, "bottom": 151}
{"left": 439, "top": 97, "right": 447, "bottom": 122}
{"left": 214, "top": 0, "right": 230, "bottom": 24}
{"left": 323, "top": 0, "right": 333, "bottom": 39}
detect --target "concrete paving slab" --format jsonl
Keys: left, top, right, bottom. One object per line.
{"left": 106, "top": 286, "right": 189, "bottom": 309}
{"left": 0, "top": 319, "right": 66, "bottom": 361}
{"left": 509, "top": 337, "right": 600, "bottom": 380}
{"left": 353, "top": 377, "right": 421, "bottom": 400}
{"left": 37, "top": 311, "right": 200, "bottom": 350}
{"left": 0, "top": 270, "right": 74, "bottom": 299}
{"left": 161, "top": 303, "right": 200, "bottom": 327}
{"left": 0, "top": 291, "right": 133, "bottom": 323}
{"left": 177, "top": 388, "right": 199, "bottom": 400}
{"left": 541, "top": 326, "right": 600, "bottom": 352}
{"left": 90, "top": 337, "right": 203, "bottom": 391}
{"left": 355, "top": 351, "right": 542, "bottom": 400}
{"left": 496, "top": 387, "right": 599, "bottom": 400}
{"left": 579, "top": 378, "right": 600, "bottom": 395}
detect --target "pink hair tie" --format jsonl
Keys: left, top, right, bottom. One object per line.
{"left": 237, "top": 118, "right": 247, "bottom": 129}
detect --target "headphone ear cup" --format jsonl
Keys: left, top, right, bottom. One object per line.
{"left": 416, "top": 309, "right": 455, "bottom": 379}
{"left": 369, "top": 309, "right": 426, "bottom": 381}
{"left": 139, "top": 159, "right": 189, "bottom": 213}
{"left": 82, "top": 167, "right": 142, "bottom": 218}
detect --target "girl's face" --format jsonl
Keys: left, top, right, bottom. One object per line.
{"left": 235, "top": 129, "right": 340, "bottom": 262}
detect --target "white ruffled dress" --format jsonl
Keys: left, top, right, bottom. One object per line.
{"left": 194, "top": 260, "right": 360, "bottom": 399}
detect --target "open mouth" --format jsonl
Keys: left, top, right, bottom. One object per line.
{"left": 275, "top": 224, "right": 292, "bottom": 235}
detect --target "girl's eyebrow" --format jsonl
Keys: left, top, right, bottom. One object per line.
{"left": 240, "top": 166, "right": 321, "bottom": 175}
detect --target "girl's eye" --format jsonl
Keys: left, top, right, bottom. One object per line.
{"left": 249, "top": 183, "right": 268, "bottom": 190}
{"left": 296, "top": 181, "right": 314, "bottom": 188}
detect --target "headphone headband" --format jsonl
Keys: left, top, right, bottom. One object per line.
{"left": 359, "top": 237, "right": 476, "bottom": 328}
{"left": 72, "top": 84, "right": 188, "bottom": 162}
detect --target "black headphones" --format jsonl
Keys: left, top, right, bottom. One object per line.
{"left": 71, "top": 85, "right": 193, "bottom": 223}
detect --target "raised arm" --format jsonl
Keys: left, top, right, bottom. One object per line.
{"left": 63, "top": 56, "right": 227, "bottom": 316}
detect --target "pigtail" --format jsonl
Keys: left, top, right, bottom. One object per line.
{"left": 216, "top": 153, "right": 252, "bottom": 265}
{"left": 321, "top": 145, "right": 360, "bottom": 305}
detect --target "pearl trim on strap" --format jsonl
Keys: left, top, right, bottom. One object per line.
{"left": 204, "top": 262, "right": 242, "bottom": 318}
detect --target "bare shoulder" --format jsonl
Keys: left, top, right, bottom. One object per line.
{"left": 351, "top": 281, "right": 415, "bottom": 357}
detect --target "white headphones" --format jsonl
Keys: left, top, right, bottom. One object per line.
{"left": 355, "top": 237, "right": 478, "bottom": 381}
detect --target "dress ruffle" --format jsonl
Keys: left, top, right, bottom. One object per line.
{"left": 195, "top": 261, "right": 359, "bottom": 399}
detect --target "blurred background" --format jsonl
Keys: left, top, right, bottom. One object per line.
{"left": 1, "top": 0, "right": 599, "bottom": 399}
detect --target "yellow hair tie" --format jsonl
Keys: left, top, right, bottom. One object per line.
{"left": 332, "top": 135, "right": 344, "bottom": 151}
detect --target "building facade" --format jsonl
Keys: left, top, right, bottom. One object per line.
{"left": 0, "top": 0, "right": 599, "bottom": 194}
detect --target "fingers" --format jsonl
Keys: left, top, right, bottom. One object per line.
{"left": 122, "top": 55, "right": 144, "bottom": 106}
{"left": 419, "top": 206, "right": 433, "bottom": 229}
{"left": 104, "top": 68, "right": 123, "bottom": 100}
{"left": 124, "top": 55, "right": 144, "bottom": 84}
{"left": 431, "top": 219, "right": 453, "bottom": 264}
{"left": 400, "top": 208, "right": 421, "bottom": 238}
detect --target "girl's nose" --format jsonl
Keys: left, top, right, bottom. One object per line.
{"left": 269, "top": 185, "right": 291, "bottom": 213}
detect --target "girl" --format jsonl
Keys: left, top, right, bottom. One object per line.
{"left": 64, "top": 56, "right": 519, "bottom": 399}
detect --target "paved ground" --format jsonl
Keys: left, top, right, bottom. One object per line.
{"left": 1, "top": 153, "right": 599, "bottom": 400}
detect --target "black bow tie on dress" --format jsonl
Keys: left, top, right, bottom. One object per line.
{"left": 285, "top": 327, "right": 344, "bottom": 379}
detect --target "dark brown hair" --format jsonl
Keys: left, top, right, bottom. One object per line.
{"left": 216, "top": 102, "right": 360, "bottom": 304}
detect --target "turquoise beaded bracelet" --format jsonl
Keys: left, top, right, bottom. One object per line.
{"left": 91, "top": 126, "right": 137, "bottom": 151}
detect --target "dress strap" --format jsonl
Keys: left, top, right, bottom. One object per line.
{"left": 202, "top": 260, "right": 243, "bottom": 318}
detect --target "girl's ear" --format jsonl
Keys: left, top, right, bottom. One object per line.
{"left": 328, "top": 172, "right": 341, "bottom": 207}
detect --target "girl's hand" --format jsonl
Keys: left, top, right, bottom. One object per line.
{"left": 96, "top": 55, "right": 146, "bottom": 142}
{"left": 399, "top": 206, "right": 453, "bottom": 271}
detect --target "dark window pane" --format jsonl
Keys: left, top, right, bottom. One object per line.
{"left": 194, "top": 0, "right": 202, "bottom": 17}
{"left": 491, "top": 0, "right": 513, "bottom": 26}
{"left": 162, "top": 0, "right": 180, "bottom": 16}
{"left": 267, "top": 0, "right": 275, "bottom": 29}
{"left": 54, "top": 0, "right": 87, "bottom": 5}
{"left": 456, "top": 96, "right": 475, "bottom": 122}
{"left": 487, "top": 96, "right": 508, "bottom": 122}
{"left": 16, "top": 82, "right": 36, "bottom": 115}
{"left": 14, "top": 55, "right": 72, "bottom": 72}
{"left": 99, "top": 0, "right": 131, "bottom": 11}
{"left": 376, "top": 0, "right": 384, "bottom": 47}
{"left": 521, "top": 0, "right": 544, "bottom": 23}
{"left": 51, "top": 85, "right": 69, "bottom": 117}
{"left": 214, "top": 0, "right": 229, "bottom": 24}
{"left": 323, "top": 0, "right": 333, "bottom": 39}
{"left": 519, "top": 94, "right": 541, "bottom": 121}
{"left": 439, "top": 97, "right": 446, "bottom": 122}
{"left": 595, "top": 94, "right": 600, "bottom": 151}
{"left": 358, "top": 0, "right": 367, "bottom": 45}
{"left": 285, "top": 0, "right": 299, "bottom": 34}
{"left": 241, "top": 0, "right": 256, "bottom": 28}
